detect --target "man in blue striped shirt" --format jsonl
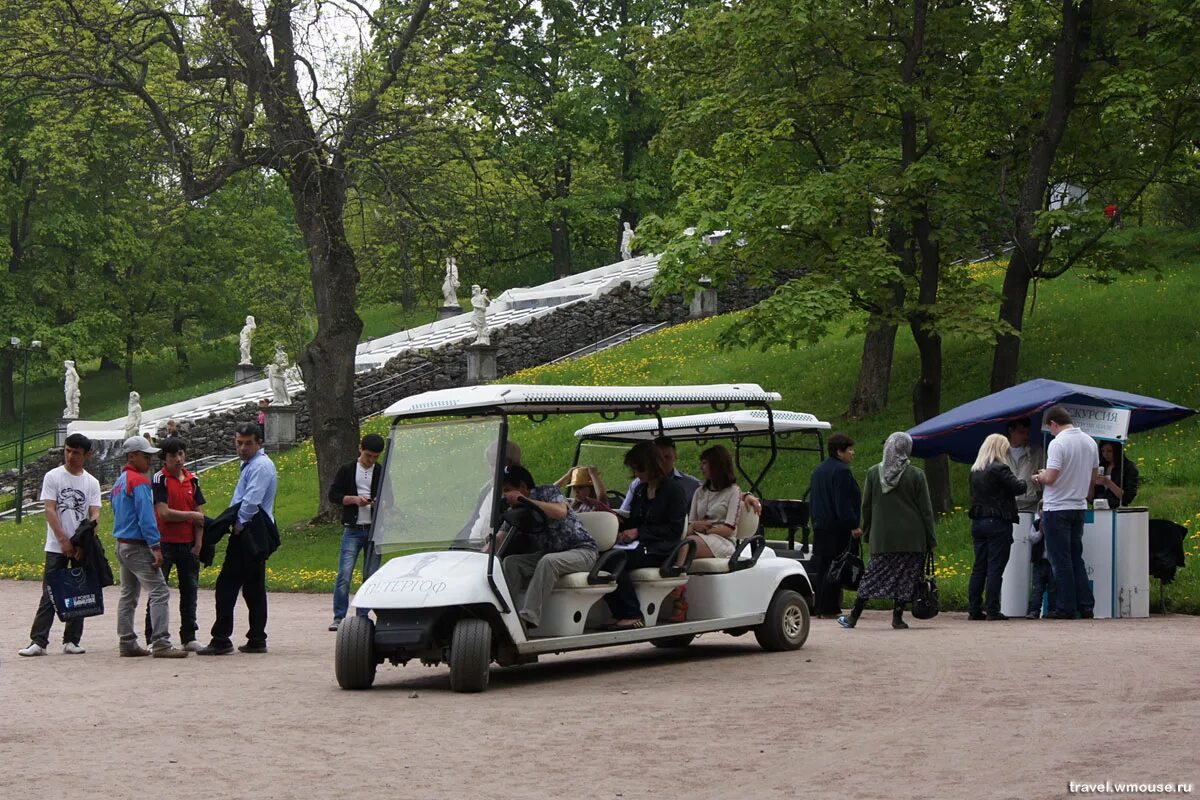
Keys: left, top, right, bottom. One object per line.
{"left": 198, "top": 422, "right": 278, "bottom": 655}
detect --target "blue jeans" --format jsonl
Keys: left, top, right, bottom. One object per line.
{"left": 1043, "top": 509, "right": 1094, "bottom": 617}
{"left": 1028, "top": 559, "right": 1056, "bottom": 617}
{"left": 333, "top": 526, "right": 380, "bottom": 621}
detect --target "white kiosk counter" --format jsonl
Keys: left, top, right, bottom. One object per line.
{"left": 1001, "top": 507, "right": 1149, "bottom": 618}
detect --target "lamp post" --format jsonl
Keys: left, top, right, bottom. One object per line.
{"left": 10, "top": 337, "right": 42, "bottom": 524}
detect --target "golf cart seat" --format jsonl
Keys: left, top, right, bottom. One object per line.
{"left": 537, "top": 511, "right": 624, "bottom": 637}
{"left": 627, "top": 517, "right": 695, "bottom": 626}
{"left": 689, "top": 505, "right": 763, "bottom": 574}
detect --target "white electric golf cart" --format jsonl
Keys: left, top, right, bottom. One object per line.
{"left": 336, "top": 384, "right": 816, "bottom": 693}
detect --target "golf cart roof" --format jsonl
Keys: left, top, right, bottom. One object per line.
{"left": 574, "top": 410, "right": 830, "bottom": 442}
{"left": 384, "top": 383, "right": 782, "bottom": 419}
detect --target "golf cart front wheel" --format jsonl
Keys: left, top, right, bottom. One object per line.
{"left": 755, "top": 589, "right": 810, "bottom": 651}
{"left": 335, "top": 616, "right": 377, "bottom": 690}
{"left": 449, "top": 618, "right": 493, "bottom": 693}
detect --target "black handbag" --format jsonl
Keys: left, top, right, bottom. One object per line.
{"left": 45, "top": 565, "right": 105, "bottom": 621}
{"left": 826, "top": 538, "right": 865, "bottom": 590}
{"left": 911, "top": 552, "right": 940, "bottom": 620}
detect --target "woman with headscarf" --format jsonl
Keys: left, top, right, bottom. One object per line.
{"left": 838, "top": 432, "right": 937, "bottom": 630}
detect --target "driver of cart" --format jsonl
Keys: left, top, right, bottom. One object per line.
{"left": 617, "top": 436, "right": 701, "bottom": 514}
{"left": 456, "top": 439, "right": 523, "bottom": 548}
{"left": 554, "top": 465, "right": 613, "bottom": 513}
{"left": 494, "top": 465, "right": 598, "bottom": 629}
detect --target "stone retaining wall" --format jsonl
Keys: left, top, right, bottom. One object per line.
{"left": 10, "top": 277, "right": 773, "bottom": 496}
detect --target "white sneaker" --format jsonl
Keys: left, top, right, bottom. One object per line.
{"left": 62, "top": 642, "right": 86, "bottom": 655}
{"left": 18, "top": 643, "right": 46, "bottom": 657}
{"left": 183, "top": 641, "right": 204, "bottom": 652}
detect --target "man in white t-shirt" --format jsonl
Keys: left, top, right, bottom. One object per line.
{"left": 326, "top": 433, "right": 386, "bottom": 630}
{"left": 1032, "top": 405, "right": 1099, "bottom": 619}
{"left": 18, "top": 433, "right": 102, "bottom": 656}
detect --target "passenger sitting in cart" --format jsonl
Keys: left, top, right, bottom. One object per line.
{"left": 680, "top": 445, "right": 741, "bottom": 562}
{"left": 604, "top": 442, "right": 689, "bottom": 630}
{"left": 554, "top": 465, "right": 613, "bottom": 513}
{"left": 495, "top": 465, "right": 598, "bottom": 630}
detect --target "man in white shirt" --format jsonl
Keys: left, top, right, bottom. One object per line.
{"left": 1032, "top": 405, "right": 1099, "bottom": 619}
{"left": 327, "top": 433, "right": 386, "bottom": 630}
{"left": 18, "top": 434, "right": 102, "bottom": 656}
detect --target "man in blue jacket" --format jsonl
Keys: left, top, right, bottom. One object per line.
{"left": 198, "top": 422, "right": 278, "bottom": 655}
{"left": 112, "top": 436, "right": 188, "bottom": 658}
{"left": 808, "top": 432, "right": 863, "bottom": 618}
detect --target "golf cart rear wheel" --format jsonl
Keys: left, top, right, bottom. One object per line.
{"left": 650, "top": 634, "right": 696, "bottom": 649}
{"left": 335, "top": 616, "right": 377, "bottom": 690}
{"left": 755, "top": 589, "right": 810, "bottom": 651}
{"left": 449, "top": 618, "right": 492, "bottom": 693}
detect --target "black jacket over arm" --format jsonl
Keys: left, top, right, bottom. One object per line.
{"left": 623, "top": 478, "right": 687, "bottom": 556}
{"left": 968, "top": 462, "right": 1027, "bottom": 523}
{"left": 200, "top": 504, "right": 280, "bottom": 565}
{"left": 327, "top": 461, "right": 384, "bottom": 527}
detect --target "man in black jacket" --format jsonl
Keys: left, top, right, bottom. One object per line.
{"left": 327, "top": 433, "right": 386, "bottom": 630}
{"left": 807, "top": 432, "right": 862, "bottom": 617}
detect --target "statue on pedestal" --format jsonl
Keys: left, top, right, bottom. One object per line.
{"left": 239, "top": 315, "right": 257, "bottom": 365}
{"left": 268, "top": 347, "right": 291, "bottom": 406}
{"left": 63, "top": 360, "right": 80, "bottom": 419}
{"left": 620, "top": 222, "right": 636, "bottom": 261}
{"left": 441, "top": 257, "right": 460, "bottom": 307}
{"left": 125, "top": 391, "right": 142, "bottom": 439}
{"left": 471, "top": 285, "right": 491, "bottom": 346}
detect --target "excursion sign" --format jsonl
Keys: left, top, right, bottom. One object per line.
{"left": 1042, "top": 403, "right": 1131, "bottom": 442}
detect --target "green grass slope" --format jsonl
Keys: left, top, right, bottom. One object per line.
{"left": 3, "top": 241, "right": 1198, "bottom": 611}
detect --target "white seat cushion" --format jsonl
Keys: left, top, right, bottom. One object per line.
{"left": 689, "top": 558, "right": 730, "bottom": 574}
{"left": 555, "top": 571, "right": 612, "bottom": 589}
{"left": 630, "top": 567, "right": 682, "bottom": 582}
{"left": 576, "top": 511, "right": 619, "bottom": 550}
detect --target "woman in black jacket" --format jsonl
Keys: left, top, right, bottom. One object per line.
{"left": 967, "top": 433, "right": 1027, "bottom": 621}
{"left": 602, "top": 441, "right": 688, "bottom": 629}
{"left": 1095, "top": 441, "right": 1139, "bottom": 508}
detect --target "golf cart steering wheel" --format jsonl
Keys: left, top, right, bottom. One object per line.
{"left": 515, "top": 495, "right": 549, "bottom": 529}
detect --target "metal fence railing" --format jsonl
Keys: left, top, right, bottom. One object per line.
{"left": 0, "top": 428, "right": 55, "bottom": 474}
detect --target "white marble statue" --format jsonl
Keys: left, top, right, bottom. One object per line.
{"left": 620, "top": 222, "right": 635, "bottom": 261}
{"left": 471, "top": 284, "right": 491, "bottom": 346}
{"left": 125, "top": 391, "right": 142, "bottom": 439}
{"left": 441, "top": 257, "right": 460, "bottom": 307}
{"left": 62, "top": 360, "right": 80, "bottom": 419}
{"left": 238, "top": 315, "right": 257, "bottom": 365}
{"left": 268, "top": 347, "right": 291, "bottom": 405}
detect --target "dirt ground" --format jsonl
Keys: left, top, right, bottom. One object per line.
{"left": 1, "top": 580, "right": 1196, "bottom": 800}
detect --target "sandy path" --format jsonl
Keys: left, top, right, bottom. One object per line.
{"left": 1, "top": 579, "right": 1196, "bottom": 799}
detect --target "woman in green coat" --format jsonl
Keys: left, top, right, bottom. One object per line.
{"left": 838, "top": 432, "right": 936, "bottom": 630}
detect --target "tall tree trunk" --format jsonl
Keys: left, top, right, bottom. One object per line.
{"left": 847, "top": 311, "right": 899, "bottom": 419}
{"left": 550, "top": 160, "right": 572, "bottom": 277}
{"left": 0, "top": 355, "right": 14, "bottom": 423}
{"left": 290, "top": 165, "right": 363, "bottom": 520}
{"left": 124, "top": 333, "right": 135, "bottom": 390}
{"left": 172, "top": 311, "right": 189, "bottom": 373}
{"left": 990, "top": 0, "right": 1093, "bottom": 391}
{"left": 910, "top": 201, "right": 951, "bottom": 512}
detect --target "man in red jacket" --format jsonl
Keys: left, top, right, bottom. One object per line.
{"left": 145, "top": 437, "right": 207, "bottom": 651}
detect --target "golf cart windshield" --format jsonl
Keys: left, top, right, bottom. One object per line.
{"left": 372, "top": 417, "right": 504, "bottom": 554}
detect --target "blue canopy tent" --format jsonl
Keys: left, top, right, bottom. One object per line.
{"left": 908, "top": 378, "right": 1197, "bottom": 463}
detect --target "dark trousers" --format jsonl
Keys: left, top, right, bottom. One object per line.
{"left": 144, "top": 542, "right": 201, "bottom": 644}
{"left": 30, "top": 552, "right": 84, "bottom": 648}
{"left": 209, "top": 535, "right": 268, "bottom": 648}
{"left": 604, "top": 549, "right": 662, "bottom": 620}
{"left": 810, "top": 527, "right": 851, "bottom": 616}
{"left": 1028, "top": 558, "right": 1056, "bottom": 617}
{"left": 968, "top": 517, "right": 1013, "bottom": 616}
{"left": 1043, "top": 509, "right": 1093, "bottom": 616}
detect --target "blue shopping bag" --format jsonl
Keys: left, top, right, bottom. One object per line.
{"left": 45, "top": 566, "right": 105, "bottom": 621}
